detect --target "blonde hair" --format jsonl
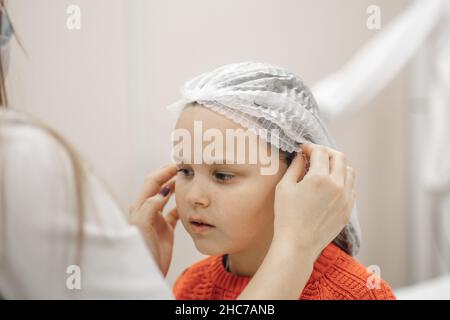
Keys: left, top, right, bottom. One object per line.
{"left": 0, "top": 110, "right": 86, "bottom": 267}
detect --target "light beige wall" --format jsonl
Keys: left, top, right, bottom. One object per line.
{"left": 7, "top": 0, "right": 410, "bottom": 288}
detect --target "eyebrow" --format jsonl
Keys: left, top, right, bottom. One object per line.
{"left": 172, "top": 156, "right": 242, "bottom": 165}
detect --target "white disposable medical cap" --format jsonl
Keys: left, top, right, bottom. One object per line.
{"left": 167, "top": 61, "right": 337, "bottom": 153}
{"left": 167, "top": 61, "right": 361, "bottom": 255}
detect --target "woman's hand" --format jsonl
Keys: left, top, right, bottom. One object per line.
{"left": 128, "top": 164, "right": 179, "bottom": 277}
{"left": 239, "top": 144, "right": 356, "bottom": 300}
{"left": 274, "top": 143, "right": 356, "bottom": 259}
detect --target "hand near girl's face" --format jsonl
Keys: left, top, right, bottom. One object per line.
{"left": 274, "top": 143, "right": 356, "bottom": 258}
{"left": 128, "top": 164, "right": 179, "bottom": 277}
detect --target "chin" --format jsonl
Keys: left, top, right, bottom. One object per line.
{"left": 192, "top": 238, "right": 228, "bottom": 256}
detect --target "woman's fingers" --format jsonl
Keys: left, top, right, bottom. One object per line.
{"left": 301, "top": 143, "right": 349, "bottom": 187}
{"left": 329, "top": 151, "right": 347, "bottom": 187}
{"left": 165, "top": 207, "right": 180, "bottom": 229}
{"left": 344, "top": 166, "right": 356, "bottom": 200}
{"left": 301, "top": 143, "right": 329, "bottom": 176}
{"left": 137, "top": 181, "right": 175, "bottom": 224}
{"left": 131, "top": 164, "right": 177, "bottom": 213}
{"left": 342, "top": 166, "right": 356, "bottom": 219}
{"left": 282, "top": 151, "right": 307, "bottom": 183}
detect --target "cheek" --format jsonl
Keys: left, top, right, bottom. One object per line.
{"left": 174, "top": 182, "right": 189, "bottom": 219}
{"left": 215, "top": 181, "right": 276, "bottom": 233}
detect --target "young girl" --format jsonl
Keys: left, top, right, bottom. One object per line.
{"left": 168, "top": 62, "right": 396, "bottom": 300}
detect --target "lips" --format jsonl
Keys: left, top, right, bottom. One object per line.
{"left": 188, "top": 217, "right": 214, "bottom": 227}
{"left": 188, "top": 217, "right": 215, "bottom": 232}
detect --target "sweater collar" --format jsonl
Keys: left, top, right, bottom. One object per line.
{"left": 210, "top": 243, "right": 342, "bottom": 292}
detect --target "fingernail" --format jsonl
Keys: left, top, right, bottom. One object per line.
{"left": 159, "top": 186, "right": 170, "bottom": 197}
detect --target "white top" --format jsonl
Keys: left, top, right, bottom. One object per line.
{"left": 0, "top": 124, "right": 173, "bottom": 299}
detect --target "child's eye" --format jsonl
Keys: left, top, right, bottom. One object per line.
{"left": 177, "top": 168, "right": 193, "bottom": 177}
{"left": 214, "top": 172, "right": 235, "bottom": 182}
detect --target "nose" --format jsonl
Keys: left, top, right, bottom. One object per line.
{"left": 184, "top": 177, "right": 210, "bottom": 208}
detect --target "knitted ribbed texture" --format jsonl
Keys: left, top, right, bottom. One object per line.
{"left": 173, "top": 243, "right": 396, "bottom": 300}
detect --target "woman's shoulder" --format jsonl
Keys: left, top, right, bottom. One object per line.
{"left": 2, "top": 123, "right": 65, "bottom": 163}
{"left": 310, "top": 244, "right": 396, "bottom": 300}
{"left": 173, "top": 256, "right": 218, "bottom": 299}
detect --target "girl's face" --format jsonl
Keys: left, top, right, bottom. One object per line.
{"left": 173, "top": 105, "right": 300, "bottom": 256}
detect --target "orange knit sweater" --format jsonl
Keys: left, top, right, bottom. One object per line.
{"left": 173, "top": 243, "right": 396, "bottom": 300}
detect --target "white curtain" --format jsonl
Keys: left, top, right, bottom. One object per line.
{"left": 312, "top": 0, "right": 450, "bottom": 283}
